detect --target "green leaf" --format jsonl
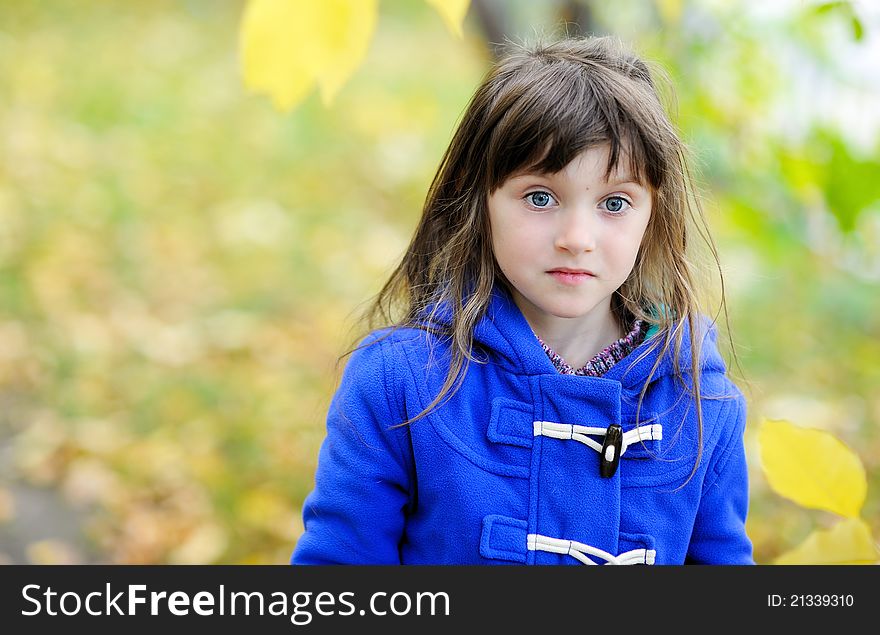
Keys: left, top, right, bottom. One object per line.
{"left": 851, "top": 14, "right": 864, "bottom": 41}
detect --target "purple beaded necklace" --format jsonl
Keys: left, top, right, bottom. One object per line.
{"left": 535, "top": 319, "right": 648, "bottom": 377}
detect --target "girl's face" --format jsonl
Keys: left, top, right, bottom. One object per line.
{"left": 488, "top": 143, "right": 652, "bottom": 333}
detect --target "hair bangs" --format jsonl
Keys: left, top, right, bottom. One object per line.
{"left": 485, "top": 59, "right": 665, "bottom": 191}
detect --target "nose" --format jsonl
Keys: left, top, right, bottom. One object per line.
{"left": 554, "top": 205, "right": 598, "bottom": 254}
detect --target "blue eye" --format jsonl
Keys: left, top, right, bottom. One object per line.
{"left": 526, "top": 191, "right": 555, "bottom": 209}
{"left": 603, "top": 196, "right": 631, "bottom": 214}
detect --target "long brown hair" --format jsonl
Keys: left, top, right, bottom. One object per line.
{"left": 343, "top": 35, "right": 742, "bottom": 485}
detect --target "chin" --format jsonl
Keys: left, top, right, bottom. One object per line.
{"left": 513, "top": 287, "right": 600, "bottom": 321}
{"left": 541, "top": 301, "right": 597, "bottom": 320}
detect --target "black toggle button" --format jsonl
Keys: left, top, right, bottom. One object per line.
{"left": 600, "top": 423, "right": 623, "bottom": 478}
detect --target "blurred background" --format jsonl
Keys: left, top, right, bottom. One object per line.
{"left": 0, "top": 0, "right": 877, "bottom": 564}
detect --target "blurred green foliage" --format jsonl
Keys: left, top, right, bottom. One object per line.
{"left": 0, "top": 0, "right": 877, "bottom": 563}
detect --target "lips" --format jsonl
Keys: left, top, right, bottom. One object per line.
{"left": 548, "top": 268, "right": 595, "bottom": 276}
{"left": 547, "top": 269, "right": 595, "bottom": 286}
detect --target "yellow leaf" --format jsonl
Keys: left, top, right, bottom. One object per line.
{"left": 774, "top": 518, "right": 879, "bottom": 564}
{"left": 240, "top": 0, "right": 379, "bottom": 112}
{"left": 425, "top": 0, "right": 470, "bottom": 38}
{"left": 240, "top": 0, "right": 316, "bottom": 112}
{"left": 758, "top": 419, "right": 866, "bottom": 518}
{"left": 655, "top": 0, "right": 683, "bottom": 24}
{"left": 311, "top": 0, "right": 379, "bottom": 105}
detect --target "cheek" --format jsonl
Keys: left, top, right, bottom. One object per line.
{"left": 491, "top": 215, "right": 525, "bottom": 257}
{"left": 491, "top": 234, "right": 519, "bottom": 272}
{"left": 605, "top": 226, "right": 646, "bottom": 271}
{"left": 491, "top": 227, "right": 535, "bottom": 282}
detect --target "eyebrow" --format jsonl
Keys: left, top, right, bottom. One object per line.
{"left": 606, "top": 179, "right": 645, "bottom": 188}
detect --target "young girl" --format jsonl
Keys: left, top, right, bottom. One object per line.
{"left": 291, "top": 36, "right": 753, "bottom": 565}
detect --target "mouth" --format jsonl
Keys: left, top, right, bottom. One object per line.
{"left": 547, "top": 269, "right": 595, "bottom": 285}
{"left": 548, "top": 268, "right": 595, "bottom": 276}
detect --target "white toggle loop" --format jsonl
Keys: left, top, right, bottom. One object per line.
{"left": 527, "top": 533, "right": 655, "bottom": 565}
{"left": 533, "top": 421, "right": 663, "bottom": 457}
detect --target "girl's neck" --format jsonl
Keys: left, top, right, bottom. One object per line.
{"left": 516, "top": 298, "right": 624, "bottom": 370}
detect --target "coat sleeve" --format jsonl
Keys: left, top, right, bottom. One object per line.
{"left": 291, "top": 333, "right": 413, "bottom": 564}
{"left": 685, "top": 389, "right": 754, "bottom": 564}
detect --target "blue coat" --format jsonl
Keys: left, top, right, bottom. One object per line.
{"left": 291, "top": 285, "right": 753, "bottom": 565}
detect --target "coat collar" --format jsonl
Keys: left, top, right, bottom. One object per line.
{"left": 429, "top": 283, "right": 728, "bottom": 389}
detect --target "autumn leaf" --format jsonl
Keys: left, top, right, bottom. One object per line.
{"left": 758, "top": 419, "right": 866, "bottom": 518}
{"left": 655, "top": 0, "right": 683, "bottom": 24}
{"left": 774, "top": 518, "right": 879, "bottom": 564}
{"left": 425, "top": 0, "right": 470, "bottom": 38}
{"left": 240, "top": 0, "right": 379, "bottom": 112}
